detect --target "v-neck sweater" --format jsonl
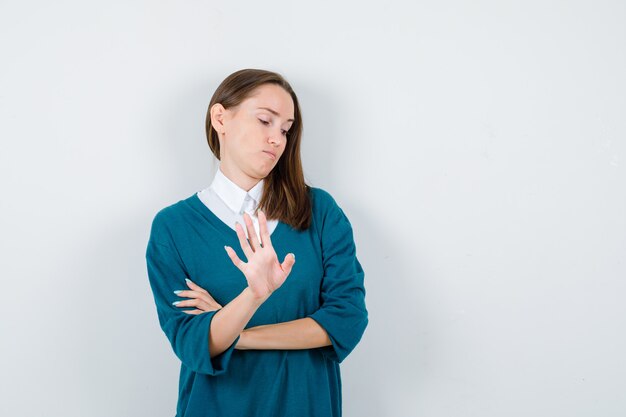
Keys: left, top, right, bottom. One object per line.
{"left": 145, "top": 186, "right": 368, "bottom": 417}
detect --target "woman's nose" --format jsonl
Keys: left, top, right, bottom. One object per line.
{"left": 269, "top": 129, "right": 283, "bottom": 146}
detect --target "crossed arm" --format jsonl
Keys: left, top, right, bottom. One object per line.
{"left": 174, "top": 278, "right": 331, "bottom": 355}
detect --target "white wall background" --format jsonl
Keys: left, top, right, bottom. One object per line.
{"left": 1, "top": 1, "right": 624, "bottom": 416}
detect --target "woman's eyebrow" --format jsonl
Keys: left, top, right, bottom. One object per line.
{"left": 257, "top": 106, "right": 295, "bottom": 123}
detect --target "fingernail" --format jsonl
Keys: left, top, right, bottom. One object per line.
{"left": 291, "top": 253, "right": 295, "bottom": 260}
{"left": 185, "top": 278, "right": 192, "bottom": 284}
{"left": 173, "top": 290, "right": 182, "bottom": 295}
{"left": 172, "top": 301, "right": 180, "bottom": 305}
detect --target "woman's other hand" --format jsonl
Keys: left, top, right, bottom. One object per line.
{"left": 224, "top": 209, "right": 296, "bottom": 301}
{"left": 172, "top": 278, "right": 223, "bottom": 315}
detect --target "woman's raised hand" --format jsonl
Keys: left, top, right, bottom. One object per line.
{"left": 224, "top": 209, "right": 296, "bottom": 301}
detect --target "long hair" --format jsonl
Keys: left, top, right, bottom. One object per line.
{"left": 205, "top": 68, "right": 312, "bottom": 230}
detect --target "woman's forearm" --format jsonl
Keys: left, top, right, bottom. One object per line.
{"left": 209, "top": 287, "right": 267, "bottom": 357}
{"left": 236, "top": 317, "right": 332, "bottom": 350}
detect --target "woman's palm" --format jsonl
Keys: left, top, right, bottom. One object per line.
{"left": 224, "top": 209, "right": 295, "bottom": 300}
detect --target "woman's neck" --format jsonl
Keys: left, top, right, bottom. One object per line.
{"left": 218, "top": 163, "right": 261, "bottom": 192}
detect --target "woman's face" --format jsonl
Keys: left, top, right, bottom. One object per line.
{"left": 212, "top": 83, "right": 295, "bottom": 187}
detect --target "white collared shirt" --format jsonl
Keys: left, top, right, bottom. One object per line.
{"left": 196, "top": 165, "right": 278, "bottom": 242}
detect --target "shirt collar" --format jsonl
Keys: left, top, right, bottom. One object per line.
{"left": 210, "top": 166, "right": 264, "bottom": 214}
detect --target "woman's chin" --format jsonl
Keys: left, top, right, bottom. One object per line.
{"left": 260, "top": 159, "right": 278, "bottom": 170}
{"left": 254, "top": 165, "right": 274, "bottom": 178}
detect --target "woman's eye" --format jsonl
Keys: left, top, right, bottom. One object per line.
{"left": 259, "top": 119, "right": 288, "bottom": 137}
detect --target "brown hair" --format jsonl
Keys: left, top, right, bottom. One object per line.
{"left": 205, "top": 68, "right": 312, "bottom": 230}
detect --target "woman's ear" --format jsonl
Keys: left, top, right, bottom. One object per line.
{"left": 211, "top": 103, "right": 227, "bottom": 135}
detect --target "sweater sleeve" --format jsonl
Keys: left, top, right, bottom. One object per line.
{"left": 307, "top": 193, "right": 369, "bottom": 363}
{"left": 145, "top": 212, "right": 239, "bottom": 376}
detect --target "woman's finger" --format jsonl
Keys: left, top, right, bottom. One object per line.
{"left": 183, "top": 278, "right": 209, "bottom": 295}
{"left": 243, "top": 212, "right": 261, "bottom": 250}
{"left": 234, "top": 221, "right": 254, "bottom": 260}
{"left": 183, "top": 309, "right": 205, "bottom": 315}
{"left": 224, "top": 245, "right": 246, "bottom": 273}
{"left": 175, "top": 289, "right": 204, "bottom": 299}
{"left": 173, "top": 298, "right": 219, "bottom": 311}
{"left": 256, "top": 209, "right": 274, "bottom": 251}
{"left": 281, "top": 252, "right": 296, "bottom": 275}
{"left": 173, "top": 298, "right": 206, "bottom": 308}
{"left": 174, "top": 289, "right": 223, "bottom": 308}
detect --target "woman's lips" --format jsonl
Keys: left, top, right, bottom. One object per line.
{"left": 263, "top": 151, "right": 276, "bottom": 159}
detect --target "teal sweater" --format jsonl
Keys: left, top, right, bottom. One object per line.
{"left": 145, "top": 186, "right": 368, "bottom": 417}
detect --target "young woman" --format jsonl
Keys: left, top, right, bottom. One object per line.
{"left": 145, "top": 68, "right": 368, "bottom": 417}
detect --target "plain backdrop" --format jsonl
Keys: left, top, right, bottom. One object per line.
{"left": 1, "top": 1, "right": 625, "bottom": 416}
